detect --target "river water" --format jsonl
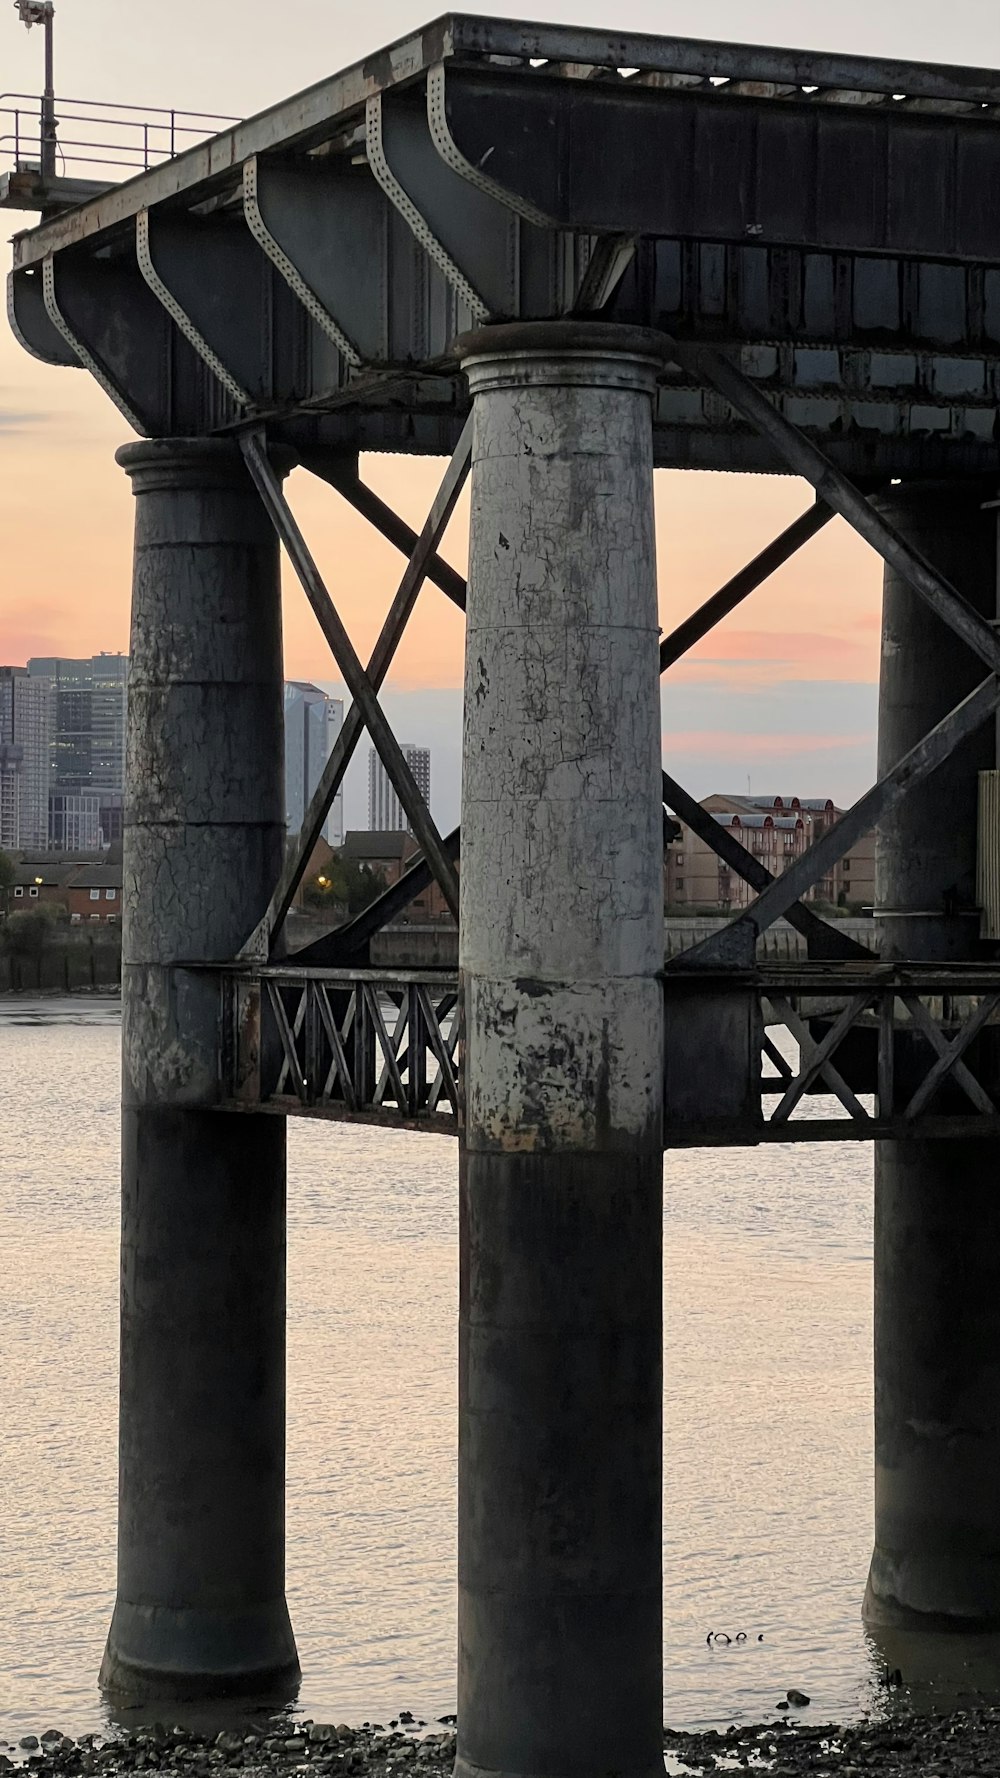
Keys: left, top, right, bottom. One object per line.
{"left": 0, "top": 995, "right": 945, "bottom": 1743}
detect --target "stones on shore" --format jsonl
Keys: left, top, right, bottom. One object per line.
{"left": 663, "top": 1707, "right": 1000, "bottom": 1774}
{"left": 2, "top": 1719, "right": 460, "bottom": 1778}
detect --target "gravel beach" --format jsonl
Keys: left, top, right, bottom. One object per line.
{"left": 5, "top": 1711, "right": 1000, "bottom": 1778}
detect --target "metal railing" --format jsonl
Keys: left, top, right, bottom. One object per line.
{"left": 665, "top": 962, "right": 1000, "bottom": 1146}
{"left": 215, "top": 960, "right": 1000, "bottom": 1145}
{"left": 0, "top": 91, "right": 238, "bottom": 178}
{"left": 221, "top": 966, "right": 461, "bottom": 1133}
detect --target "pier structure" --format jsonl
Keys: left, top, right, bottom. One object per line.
{"left": 9, "top": 13, "right": 1000, "bottom": 1756}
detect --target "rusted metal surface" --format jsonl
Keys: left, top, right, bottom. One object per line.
{"left": 211, "top": 957, "right": 1000, "bottom": 1146}
{"left": 219, "top": 965, "right": 461, "bottom": 1127}
{"left": 10, "top": 18, "right": 1000, "bottom": 474}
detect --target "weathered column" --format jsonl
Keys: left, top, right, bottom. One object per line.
{"left": 865, "top": 481, "right": 1000, "bottom": 1631}
{"left": 456, "top": 324, "right": 665, "bottom": 1778}
{"left": 101, "top": 440, "right": 299, "bottom": 1699}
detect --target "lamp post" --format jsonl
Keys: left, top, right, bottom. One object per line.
{"left": 14, "top": 1, "right": 56, "bottom": 181}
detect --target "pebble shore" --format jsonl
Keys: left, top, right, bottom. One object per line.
{"left": 5, "top": 1711, "right": 1000, "bottom": 1777}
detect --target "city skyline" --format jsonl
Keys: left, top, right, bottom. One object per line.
{"left": 0, "top": 649, "right": 450, "bottom": 845}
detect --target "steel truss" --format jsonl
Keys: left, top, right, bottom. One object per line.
{"left": 220, "top": 966, "right": 460, "bottom": 1133}
{"left": 664, "top": 962, "right": 1000, "bottom": 1146}
{"left": 238, "top": 425, "right": 472, "bottom": 962}
{"left": 217, "top": 316, "right": 1000, "bottom": 1153}
{"left": 212, "top": 960, "right": 1000, "bottom": 1147}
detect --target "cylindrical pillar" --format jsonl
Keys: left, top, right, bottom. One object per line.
{"left": 456, "top": 324, "right": 665, "bottom": 1778}
{"left": 101, "top": 440, "right": 299, "bottom": 1699}
{"left": 866, "top": 481, "right": 1000, "bottom": 1630}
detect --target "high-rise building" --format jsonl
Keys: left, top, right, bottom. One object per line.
{"left": 28, "top": 652, "right": 128, "bottom": 848}
{"left": 368, "top": 743, "right": 431, "bottom": 833}
{"left": 283, "top": 682, "right": 344, "bottom": 847}
{"left": 325, "top": 699, "right": 344, "bottom": 847}
{"left": 0, "top": 667, "right": 54, "bottom": 851}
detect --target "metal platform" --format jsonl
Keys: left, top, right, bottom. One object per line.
{"left": 9, "top": 15, "right": 1000, "bottom": 474}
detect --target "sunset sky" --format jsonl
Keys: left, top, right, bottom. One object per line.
{"left": 4, "top": 0, "right": 998, "bottom": 828}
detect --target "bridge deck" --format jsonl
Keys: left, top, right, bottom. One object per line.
{"left": 9, "top": 16, "right": 1000, "bottom": 474}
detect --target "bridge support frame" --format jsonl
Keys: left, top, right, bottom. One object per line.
{"left": 455, "top": 322, "right": 665, "bottom": 1778}
{"left": 101, "top": 439, "right": 299, "bottom": 1701}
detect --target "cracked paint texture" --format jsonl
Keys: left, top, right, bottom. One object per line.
{"left": 121, "top": 459, "right": 284, "bottom": 1107}
{"left": 461, "top": 362, "right": 663, "bottom": 1153}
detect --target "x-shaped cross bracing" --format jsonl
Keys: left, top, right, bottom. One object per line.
{"left": 239, "top": 332, "right": 999, "bottom": 970}
{"left": 239, "top": 420, "right": 472, "bottom": 960}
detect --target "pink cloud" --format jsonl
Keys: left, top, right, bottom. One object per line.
{"left": 668, "top": 627, "right": 878, "bottom": 684}
{"left": 662, "top": 729, "right": 876, "bottom": 759}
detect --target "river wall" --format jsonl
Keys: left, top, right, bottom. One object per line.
{"left": 370, "top": 919, "right": 878, "bottom": 969}
{"left": 0, "top": 930, "right": 122, "bottom": 993}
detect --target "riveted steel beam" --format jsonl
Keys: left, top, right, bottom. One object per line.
{"left": 436, "top": 67, "right": 1000, "bottom": 261}
{"left": 240, "top": 155, "right": 425, "bottom": 367}
{"left": 367, "top": 90, "right": 489, "bottom": 324}
{"left": 242, "top": 156, "right": 363, "bottom": 367}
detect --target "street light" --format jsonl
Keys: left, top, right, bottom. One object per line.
{"left": 13, "top": 0, "right": 56, "bottom": 181}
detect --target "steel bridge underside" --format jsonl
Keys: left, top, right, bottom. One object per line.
{"left": 10, "top": 13, "right": 1000, "bottom": 478}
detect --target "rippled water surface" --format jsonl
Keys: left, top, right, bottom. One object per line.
{"left": 1, "top": 997, "right": 896, "bottom": 1741}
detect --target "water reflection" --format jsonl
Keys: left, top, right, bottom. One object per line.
{"left": 864, "top": 1622, "right": 1000, "bottom": 1715}
{"left": 3, "top": 997, "right": 995, "bottom": 1745}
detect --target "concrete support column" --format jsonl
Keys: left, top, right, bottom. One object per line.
{"left": 456, "top": 324, "right": 665, "bottom": 1778}
{"left": 865, "top": 481, "right": 1000, "bottom": 1631}
{"left": 101, "top": 440, "right": 299, "bottom": 1699}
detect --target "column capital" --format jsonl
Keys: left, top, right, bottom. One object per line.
{"left": 116, "top": 437, "right": 295, "bottom": 496}
{"left": 456, "top": 320, "right": 668, "bottom": 397}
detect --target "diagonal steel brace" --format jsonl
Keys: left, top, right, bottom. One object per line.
{"left": 662, "top": 770, "right": 873, "bottom": 961}
{"left": 666, "top": 337, "right": 1000, "bottom": 680}
{"left": 675, "top": 673, "right": 1000, "bottom": 968}
{"left": 241, "top": 424, "right": 470, "bottom": 951}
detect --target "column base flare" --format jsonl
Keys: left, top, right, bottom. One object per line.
{"left": 100, "top": 1600, "right": 300, "bottom": 1703}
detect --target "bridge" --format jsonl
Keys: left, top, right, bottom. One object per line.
{"left": 8, "top": 17, "right": 1000, "bottom": 1778}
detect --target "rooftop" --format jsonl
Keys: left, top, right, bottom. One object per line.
{"left": 341, "top": 831, "right": 415, "bottom": 861}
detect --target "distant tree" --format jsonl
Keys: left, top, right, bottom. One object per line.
{"left": 0, "top": 849, "right": 13, "bottom": 915}
{"left": 304, "top": 857, "right": 386, "bottom": 919}
{"left": 1, "top": 902, "right": 66, "bottom": 956}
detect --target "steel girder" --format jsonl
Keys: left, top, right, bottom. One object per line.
{"left": 9, "top": 17, "right": 1000, "bottom": 473}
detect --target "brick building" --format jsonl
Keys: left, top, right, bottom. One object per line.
{"left": 341, "top": 831, "right": 454, "bottom": 923}
{"left": 665, "top": 792, "right": 876, "bottom": 912}
{"left": 10, "top": 854, "right": 122, "bottom": 922}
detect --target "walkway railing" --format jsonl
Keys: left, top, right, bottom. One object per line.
{"left": 0, "top": 92, "right": 238, "bottom": 178}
